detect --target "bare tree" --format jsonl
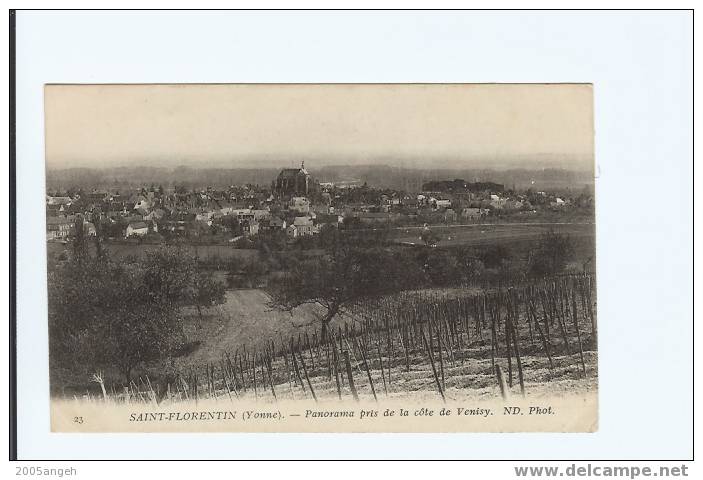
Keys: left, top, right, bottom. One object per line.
{"left": 193, "top": 271, "right": 226, "bottom": 327}
{"left": 269, "top": 235, "right": 410, "bottom": 340}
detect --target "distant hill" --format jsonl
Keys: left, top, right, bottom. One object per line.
{"left": 46, "top": 164, "right": 593, "bottom": 192}
{"left": 421, "top": 179, "right": 504, "bottom": 193}
{"left": 311, "top": 165, "right": 592, "bottom": 192}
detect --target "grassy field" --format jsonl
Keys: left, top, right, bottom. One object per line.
{"left": 47, "top": 222, "right": 594, "bottom": 270}
{"left": 391, "top": 222, "right": 594, "bottom": 248}
{"left": 393, "top": 223, "right": 596, "bottom": 273}
{"left": 47, "top": 242, "right": 259, "bottom": 265}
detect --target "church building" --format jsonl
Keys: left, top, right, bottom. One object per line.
{"left": 275, "top": 162, "right": 311, "bottom": 196}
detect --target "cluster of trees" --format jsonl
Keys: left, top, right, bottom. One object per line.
{"left": 268, "top": 229, "right": 423, "bottom": 340}
{"left": 268, "top": 228, "right": 578, "bottom": 339}
{"left": 421, "top": 179, "right": 504, "bottom": 193}
{"left": 526, "top": 230, "right": 577, "bottom": 276}
{"left": 49, "top": 244, "right": 225, "bottom": 386}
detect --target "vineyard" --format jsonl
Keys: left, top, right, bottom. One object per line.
{"left": 82, "top": 274, "right": 597, "bottom": 405}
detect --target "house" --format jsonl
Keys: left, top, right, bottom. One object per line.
{"left": 286, "top": 224, "right": 299, "bottom": 238}
{"left": 241, "top": 220, "right": 260, "bottom": 236}
{"left": 231, "top": 206, "right": 252, "bottom": 218}
{"left": 287, "top": 216, "right": 317, "bottom": 237}
{"left": 461, "top": 207, "right": 486, "bottom": 220}
{"left": 237, "top": 211, "right": 255, "bottom": 222}
{"left": 122, "top": 214, "right": 144, "bottom": 225}
{"left": 135, "top": 206, "right": 149, "bottom": 217}
{"left": 354, "top": 212, "right": 394, "bottom": 224}
{"left": 444, "top": 209, "right": 457, "bottom": 222}
{"left": 85, "top": 190, "right": 108, "bottom": 203}
{"left": 132, "top": 195, "right": 151, "bottom": 211}
{"left": 382, "top": 195, "right": 402, "bottom": 207}
{"left": 433, "top": 198, "right": 452, "bottom": 209}
{"left": 261, "top": 217, "right": 287, "bottom": 231}
{"left": 161, "top": 220, "right": 188, "bottom": 235}
{"left": 289, "top": 196, "right": 310, "bottom": 214}
{"left": 315, "top": 213, "right": 342, "bottom": 228}
{"left": 83, "top": 222, "right": 97, "bottom": 236}
{"left": 106, "top": 207, "right": 128, "bottom": 219}
{"left": 144, "top": 208, "right": 166, "bottom": 222}
{"left": 46, "top": 217, "right": 73, "bottom": 240}
{"left": 195, "top": 209, "right": 216, "bottom": 224}
{"left": 293, "top": 216, "right": 317, "bottom": 236}
{"left": 251, "top": 209, "right": 271, "bottom": 221}
{"left": 47, "top": 196, "right": 72, "bottom": 206}
{"left": 272, "top": 217, "right": 287, "bottom": 230}
{"left": 125, "top": 221, "right": 149, "bottom": 237}
{"left": 216, "top": 200, "right": 236, "bottom": 216}
{"left": 489, "top": 196, "right": 508, "bottom": 209}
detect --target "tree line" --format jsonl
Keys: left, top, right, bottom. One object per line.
{"left": 267, "top": 228, "right": 578, "bottom": 341}
{"left": 49, "top": 242, "right": 225, "bottom": 387}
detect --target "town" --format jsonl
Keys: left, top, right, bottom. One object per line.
{"left": 46, "top": 163, "right": 594, "bottom": 247}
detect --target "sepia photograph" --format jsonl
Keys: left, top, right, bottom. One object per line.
{"left": 11, "top": 5, "right": 695, "bottom": 467}
{"left": 44, "top": 83, "right": 597, "bottom": 432}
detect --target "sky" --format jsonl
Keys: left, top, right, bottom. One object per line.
{"left": 44, "top": 84, "right": 594, "bottom": 171}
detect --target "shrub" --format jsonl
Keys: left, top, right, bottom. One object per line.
{"left": 477, "top": 244, "right": 512, "bottom": 269}
{"left": 528, "top": 231, "right": 575, "bottom": 277}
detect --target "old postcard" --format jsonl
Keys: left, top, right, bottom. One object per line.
{"left": 45, "top": 84, "right": 596, "bottom": 432}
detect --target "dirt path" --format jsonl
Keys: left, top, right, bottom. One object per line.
{"left": 177, "top": 289, "right": 354, "bottom": 366}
